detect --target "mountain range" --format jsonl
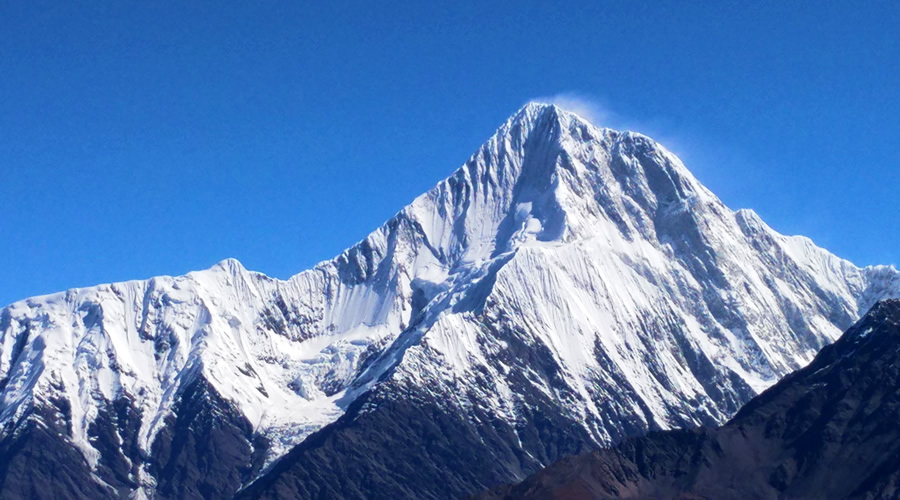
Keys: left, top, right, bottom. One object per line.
{"left": 1, "top": 103, "right": 898, "bottom": 499}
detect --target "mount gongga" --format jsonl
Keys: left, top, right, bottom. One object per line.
{"left": 1, "top": 104, "right": 897, "bottom": 499}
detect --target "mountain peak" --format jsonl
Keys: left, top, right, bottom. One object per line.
{"left": 864, "top": 297, "right": 900, "bottom": 319}
{"left": 515, "top": 101, "right": 597, "bottom": 127}
{"left": 502, "top": 101, "right": 608, "bottom": 146}
{"left": 3, "top": 104, "right": 900, "bottom": 499}
{"left": 210, "top": 257, "right": 246, "bottom": 275}
{"left": 515, "top": 100, "right": 561, "bottom": 119}
{"left": 845, "top": 298, "right": 900, "bottom": 343}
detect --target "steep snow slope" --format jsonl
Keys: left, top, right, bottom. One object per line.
{"left": 338, "top": 102, "right": 900, "bottom": 433}
{"left": 1, "top": 103, "right": 898, "bottom": 498}
{"left": 478, "top": 299, "right": 900, "bottom": 500}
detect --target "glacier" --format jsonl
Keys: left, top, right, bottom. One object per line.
{"left": 1, "top": 102, "right": 898, "bottom": 498}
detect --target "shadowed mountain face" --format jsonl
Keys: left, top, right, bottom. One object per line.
{"left": 479, "top": 299, "right": 900, "bottom": 500}
{"left": 1, "top": 104, "right": 899, "bottom": 498}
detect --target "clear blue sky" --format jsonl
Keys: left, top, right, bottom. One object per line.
{"left": 1, "top": 2, "right": 898, "bottom": 306}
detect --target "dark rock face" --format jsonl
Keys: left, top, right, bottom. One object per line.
{"left": 479, "top": 299, "right": 900, "bottom": 500}
{"left": 85, "top": 396, "right": 146, "bottom": 496}
{"left": 148, "top": 377, "right": 268, "bottom": 499}
{"left": 238, "top": 364, "right": 599, "bottom": 500}
{"left": 0, "top": 376, "right": 267, "bottom": 500}
{"left": 0, "top": 407, "right": 116, "bottom": 500}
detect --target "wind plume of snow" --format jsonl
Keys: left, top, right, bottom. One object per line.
{"left": 531, "top": 92, "right": 614, "bottom": 127}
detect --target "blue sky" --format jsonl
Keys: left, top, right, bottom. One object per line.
{"left": 1, "top": 2, "right": 898, "bottom": 306}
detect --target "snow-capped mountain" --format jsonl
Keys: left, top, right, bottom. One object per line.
{"left": 1, "top": 103, "right": 897, "bottom": 499}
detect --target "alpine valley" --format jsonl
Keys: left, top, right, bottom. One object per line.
{"left": 1, "top": 103, "right": 898, "bottom": 499}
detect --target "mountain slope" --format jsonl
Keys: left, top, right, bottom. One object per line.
{"left": 480, "top": 299, "right": 900, "bottom": 500}
{"left": 238, "top": 104, "right": 899, "bottom": 498}
{"left": 1, "top": 103, "right": 898, "bottom": 498}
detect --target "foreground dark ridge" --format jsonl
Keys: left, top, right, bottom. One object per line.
{"left": 479, "top": 299, "right": 900, "bottom": 500}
